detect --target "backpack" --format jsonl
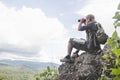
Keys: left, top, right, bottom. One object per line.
{"left": 95, "top": 23, "right": 108, "bottom": 44}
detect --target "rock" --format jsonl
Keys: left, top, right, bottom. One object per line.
{"left": 57, "top": 52, "right": 103, "bottom": 80}
{"left": 102, "top": 44, "right": 112, "bottom": 54}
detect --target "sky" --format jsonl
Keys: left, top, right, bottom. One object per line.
{"left": 0, "top": 0, "right": 119, "bottom": 64}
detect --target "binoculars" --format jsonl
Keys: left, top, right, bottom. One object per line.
{"left": 78, "top": 19, "right": 86, "bottom": 22}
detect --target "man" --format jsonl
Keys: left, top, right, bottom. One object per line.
{"left": 60, "top": 14, "right": 101, "bottom": 62}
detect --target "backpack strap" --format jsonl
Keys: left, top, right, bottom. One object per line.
{"left": 95, "top": 23, "right": 104, "bottom": 35}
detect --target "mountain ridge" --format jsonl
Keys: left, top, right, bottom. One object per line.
{"left": 0, "top": 59, "right": 59, "bottom": 71}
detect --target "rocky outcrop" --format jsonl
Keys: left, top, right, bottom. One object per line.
{"left": 57, "top": 52, "right": 103, "bottom": 80}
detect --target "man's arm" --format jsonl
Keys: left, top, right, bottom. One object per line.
{"left": 78, "top": 22, "right": 83, "bottom": 31}
{"left": 78, "top": 18, "right": 86, "bottom": 31}
{"left": 78, "top": 23, "right": 89, "bottom": 31}
{"left": 78, "top": 22, "right": 95, "bottom": 31}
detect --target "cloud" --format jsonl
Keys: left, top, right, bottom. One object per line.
{"left": 0, "top": 2, "right": 69, "bottom": 63}
{"left": 0, "top": 43, "right": 38, "bottom": 57}
{"left": 76, "top": 0, "right": 120, "bottom": 36}
{"left": 0, "top": 51, "right": 51, "bottom": 62}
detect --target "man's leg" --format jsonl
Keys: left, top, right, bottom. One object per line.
{"left": 60, "top": 38, "right": 86, "bottom": 62}
{"left": 60, "top": 38, "right": 75, "bottom": 62}
{"left": 60, "top": 38, "right": 88, "bottom": 62}
{"left": 67, "top": 39, "right": 73, "bottom": 56}
{"left": 60, "top": 39, "right": 74, "bottom": 62}
{"left": 65, "top": 39, "right": 80, "bottom": 58}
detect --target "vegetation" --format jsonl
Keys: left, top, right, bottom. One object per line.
{"left": 99, "top": 3, "right": 120, "bottom": 80}
{"left": 0, "top": 66, "right": 36, "bottom": 80}
{"left": 0, "top": 63, "right": 59, "bottom": 80}
{"left": 34, "top": 66, "right": 59, "bottom": 80}
{"left": 0, "top": 60, "right": 59, "bottom": 80}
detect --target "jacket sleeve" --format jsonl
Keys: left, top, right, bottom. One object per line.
{"left": 79, "top": 22, "right": 94, "bottom": 31}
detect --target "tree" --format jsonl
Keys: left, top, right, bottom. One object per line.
{"left": 99, "top": 2, "right": 120, "bottom": 80}
{"left": 34, "top": 66, "right": 59, "bottom": 80}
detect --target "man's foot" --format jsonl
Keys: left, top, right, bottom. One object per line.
{"left": 60, "top": 55, "right": 71, "bottom": 62}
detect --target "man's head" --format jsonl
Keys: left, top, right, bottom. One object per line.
{"left": 86, "top": 14, "right": 95, "bottom": 24}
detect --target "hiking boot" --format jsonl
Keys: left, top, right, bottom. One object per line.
{"left": 60, "top": 55, "right": 71, "bottom": 62}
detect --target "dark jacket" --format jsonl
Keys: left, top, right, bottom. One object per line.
{"left": 80, "top": 21, "right": 100, "bottom": 51}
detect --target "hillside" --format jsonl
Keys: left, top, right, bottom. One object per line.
{"left": 0, "top": 59, "right": 59, "bottom": 71}
{"left": 0, "top": 59, "right": 59, "bottom": 80}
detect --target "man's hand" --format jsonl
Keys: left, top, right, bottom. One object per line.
{"left": 80, "top": 18, "right": 86, "bottom": 23}
{"left": 78, "top": 18, "right": 86, "bottom": 31}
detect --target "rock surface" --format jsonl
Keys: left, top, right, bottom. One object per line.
{"left": 57, "top": 52, "right": 103, "bottom": 80}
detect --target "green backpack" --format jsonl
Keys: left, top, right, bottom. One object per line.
{"left": 95, "top": 23, "right": 109, "bottom": 44}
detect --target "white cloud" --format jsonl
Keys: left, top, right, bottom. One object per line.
{"left": 0, "top": 51, "right": 51, "bottom": 63}
{"left": 0, "top": 2, "right": 69, "bottom": 63}
{"left": 77, "top": 0, "right": 120, "bottom": 36}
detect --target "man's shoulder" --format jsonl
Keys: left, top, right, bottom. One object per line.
{"left": 88, "top": 21, "right": 99, "bottom": 31}
{"left": 87, "top": 21, "right": 96, "bottom": 26}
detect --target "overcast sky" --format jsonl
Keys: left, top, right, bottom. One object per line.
{"left": 0, "top": 0, "right": 119, "bottom": 64}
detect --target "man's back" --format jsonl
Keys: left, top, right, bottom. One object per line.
{"left": 80, "top": 21, "right": 100, "bottom": 51}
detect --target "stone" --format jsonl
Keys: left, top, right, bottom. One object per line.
{"left": 56, "top": 52, "right": 103, "bottom": 80}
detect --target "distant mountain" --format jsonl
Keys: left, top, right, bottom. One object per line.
{"left": 0, "top": 59, "right": 59, "bottom": 71}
